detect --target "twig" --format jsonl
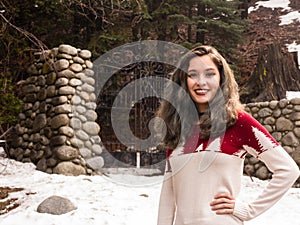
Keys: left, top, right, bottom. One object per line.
{"left": 0, "top": 13, "right": 48, "bottom": 51}
{"left": 0, "top": 127, "right": 12, "bottom": 139}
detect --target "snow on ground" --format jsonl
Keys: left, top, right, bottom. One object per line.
{"left": 286, "top": 41, "right": 300, "bottom": 68}
{"left": 279, "top": 11, "right": 300, "bottom": 25}
{"left": 248, "top": 0, "right": 291, "bottom": 12}
{"left": 0, "top": 154, "right": 300, "bottom": 225}
{"left": 286, "top": 91, "right": 300, "bottom": 100}
{"left": 248, "top": 0, "right": 300, "bottom": 26}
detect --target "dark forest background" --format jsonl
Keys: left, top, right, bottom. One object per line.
{"left": 0, "top": 0, "right": 299, "bottom": 138}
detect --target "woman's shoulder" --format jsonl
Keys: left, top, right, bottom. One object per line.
{"left": 237, "top": 110, "right": 251, "bottom": 118}
{"left": 236, "top": 110, "right": 257, "bottom": 123}
{"left": 233, "top": 110, "right": 265, "bottom": 131}
{"left": 235, "top": 110, "right": 273, "bottom": 134}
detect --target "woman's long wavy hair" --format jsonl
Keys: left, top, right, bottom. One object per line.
{"left": 156, "top": 45, "right": 244, "bottom": 149}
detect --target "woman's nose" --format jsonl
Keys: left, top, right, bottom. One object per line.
{"left": 194, "top": 74, "right": 206, "bottom": 85}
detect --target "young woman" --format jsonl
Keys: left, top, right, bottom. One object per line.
{"left": 156, "top": 45, "right": 299, "bottom": 225}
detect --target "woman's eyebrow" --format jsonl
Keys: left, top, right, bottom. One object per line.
{"left": 187, "top": 67, "right": 217, "bottom": 72}
{"left": 205, "top": 67, "right": 217, "bottom": 71}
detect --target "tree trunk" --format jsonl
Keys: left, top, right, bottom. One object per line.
{"left": 187, "top": 6, "right": 192, "bottom": 42}
{"left": 240, "top": 43, "right": 300, "bottom": 103}
{"left": 239, "top": 0, "right": 249, "bottom": 19}
{"left": 196, "top": 3, "right": 205, "bottom": 44}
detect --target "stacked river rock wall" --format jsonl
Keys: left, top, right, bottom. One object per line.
{"left": 244, "top": 98, "right": 300, "bottom": 186}
{"left": 8, "top": 44, "right": 103, "bottom": 175}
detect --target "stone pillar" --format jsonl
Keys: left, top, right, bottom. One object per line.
{"left": 8, "top": 44, "right": 103, "bottom": 175}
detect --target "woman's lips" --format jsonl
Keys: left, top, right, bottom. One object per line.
{"left": 194, "top": 89, "right": 209, "bottom": 95}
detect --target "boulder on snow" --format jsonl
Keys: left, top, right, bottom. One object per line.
{"left": 37, "top": 195, "right": 77, "bottom": 215}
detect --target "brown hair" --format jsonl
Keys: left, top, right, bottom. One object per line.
{"left": 156, "top": 45, "right": 244, "bottom": 149}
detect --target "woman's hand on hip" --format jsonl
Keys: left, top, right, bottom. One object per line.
{"left": 210, "top": 192, "right": 235, "bottom": 214}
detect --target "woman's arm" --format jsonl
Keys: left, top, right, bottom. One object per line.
{"left": 210, "top": 146, "right": 299, "bottom": 220}
{"left": 233, "top": 145, "right": 299, "bottom": 221}
{"left": 231, "top": 112, "right": 299, "bottom": 221}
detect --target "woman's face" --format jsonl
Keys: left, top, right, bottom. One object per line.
{"left": 187, "top": 55, "right": 221, "bottom": 112}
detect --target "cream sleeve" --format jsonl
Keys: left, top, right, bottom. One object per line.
{"left": 233, "top": 146, "right": 300, "bottom": 221}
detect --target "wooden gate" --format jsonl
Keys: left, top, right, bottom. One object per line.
{"left": 96, "top": 61, "right": 173, "bottom": 168}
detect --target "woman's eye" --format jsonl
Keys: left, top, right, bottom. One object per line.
{"left": 206, "top": 72, "right": 215, "bottom": 77}
{"left": 188, "top": 73, "right": 198, "bottom": 78}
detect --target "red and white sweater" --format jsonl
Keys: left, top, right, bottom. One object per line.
{"left": 157, "top": 111, "right": 299, "bottom": 225}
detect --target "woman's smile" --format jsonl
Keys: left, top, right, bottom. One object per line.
{"left": 194, "top": 88, "right": 210, "bottom": 95}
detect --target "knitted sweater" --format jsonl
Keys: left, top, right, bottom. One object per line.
{"left": 157, "top": 111, "right": 299, "bottom": 225}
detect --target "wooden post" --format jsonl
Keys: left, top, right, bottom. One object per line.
{"left": 136, "top": 151, "right": 140, "bottom": 169}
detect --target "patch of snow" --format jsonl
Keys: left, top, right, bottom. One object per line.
{"left": 248, "top": 0, "right": 300, "bottom": 29}
{"left": 287, "top": 41, "right": 300, "bottom": 52}
{"left": 286, "top": 91, "right": 300, "bottom": 100}
{"left": 286, "top": 41, "right": 300, "bottom": 69}
{"left": 279, "top": 11, "right": 300, "bottom": 25}
{"left": 248, "top": 0, "right": 291, "bottom": 13}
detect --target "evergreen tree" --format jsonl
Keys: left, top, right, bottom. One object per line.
{"left": 171, "top": 0, "right": 247, "bottom": 59}
{"left": 137, "top": 0, "right": 248, "bottom": 61}
{"left": 199, "top": 0, "right": 247, "bottom": 58}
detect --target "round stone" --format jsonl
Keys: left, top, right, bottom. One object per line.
{"left": 83, "top": 122, "right": 100, "bottom": 135}
{"left": 57, "top": 69, "right": 76, "bottom": 79}
{"left": 58, "top": 44, "right": 78, "bottom": 56}
{"left": 79, "top": 50, "right": 92, "bottom": 59}
{"left": 86, "top": 156, "right": 104, "bottom": 171}
{"left": 258, "top": 108, "right": 273, "bottom": 118}
{"left": 32, "top": 114, "right": 47, "bottom": 132}
{"left": 92, "top": 144, "right": 102, "bottom": 155}
{"left": 269, "top": 100, "right": 278, "bottom": 109}
{"left": 58, "top": 126, "right": 74, "bottom": 137}
{"left": 51, "top": 114, "right": 69, "bottom": 129}
{"left": 58, "top": 86, "right": 76, "bottom": 95}
{"left": 81, "top": 76, "right": 95, "bottom": 85}
{"left": 294, "top": 127, "right": 300, "bottom": 138}
{"left": 51, "top": 96, "right": 68, "bottom": 105}
{"left": 70, "top": 117, "right": 82, "bottom": 129}
{"left": 73, "top": 56, "right": 85, "bottom": 64}
{"left": 81, "top": 83, "right": 95, "bottom": 93}
{"left": 54, "top": 59, "right": 69, "bottom": 71}
{"left": 55, "top": 77, "right": 69, "bottom": 87}
{"left": 70, "top": 63, "right": 83, "bottom": 73}
{"left": 50, "top": 135, "right": 67, "bottom": 146}
{"left": 85, "top": 60, "right": 93, "bottom": 68}
{"left": 255, "top": 166, "right": 270, "bottom": 180}
{"left": 53, "top": 162, "right": 86, "bottom": 175}
{"left": 264, "top": 117, "right": 275, "bottom": 125}
{"left": 71, "top": 95, "right": 82, "bottom": 105}
{"left": 276, "top": 117, "right": 294, "bottom": 131}
{"left": 83, "top": 69, "right": 94, "bottom": 77}
{"left": 55, "top": 146, "right": 78, "bottom": 160}
{"left": 282, "top": 132, "right": 299, "bottom": 147}
{"left": 54, "top": 104, "right": 73, "bottom": 114}
{"left": 69, "top": 78, "right": 82, "bottom": 87}
{"left": 85, "top": 110, "right": 98, "bottom": 121}
{"left": 79, "top": 148, "right": 92, "bottom": 158}
{"left": 57, "top": 53, "right": 73, "bottom": 60}
{"left": 75, "top": 130, "right": 89, "bottom": 141}
{"left": 75, "top": 105, "right": 86, "bottom": 114}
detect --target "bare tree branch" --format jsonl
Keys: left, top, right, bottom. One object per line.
{"left": 0, "top": 12, "right": 48, "bottom": 51}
